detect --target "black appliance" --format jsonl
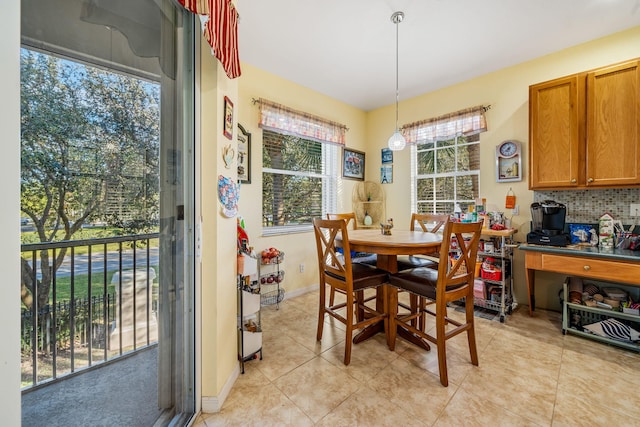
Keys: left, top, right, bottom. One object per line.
{"left": 526, "top": 200, "right": 570, "bottom": 246}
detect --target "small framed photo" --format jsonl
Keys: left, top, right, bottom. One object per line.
{"left": 237, "top": 124, "right": 251, "bottom": 184}
{"left": 342, "top": 148, "right": 365, "bottom": 180}
{"left": 381, "top": 148, "right": 393, "bottom": 164}
{"left": 223, "top": 96, "right": 234, "bottom": 140}
{"left": 381, "top": 165, "right": 393, "bottom": 184}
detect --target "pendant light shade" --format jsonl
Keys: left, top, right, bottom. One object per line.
{"left": 388, "top": 11, "right": 406, "bottom": 151}
{"left": 388, "top": 129, "right": 406, "bottom": 151}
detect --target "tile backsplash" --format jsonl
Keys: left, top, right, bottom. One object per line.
{"left": 534, "top": 188, "right": 640, "bottom": 226}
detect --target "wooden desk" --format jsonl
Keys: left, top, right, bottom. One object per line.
{"left": 520, "top": 244, "right": 640, "bottom": 316}
{"left": 337, "top": 229, "right": 442, "bottom": 348}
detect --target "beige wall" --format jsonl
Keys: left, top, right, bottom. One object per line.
{"left": 204, "top": 26, "right": 640, "bottom": 408}
{"left": 229, "top": 26, "right": 640, "bottom": 309}
{"left": 366, "top": 26, "right": 640, "bottom": 309}
{"left": 198, "top": 41, "right": 242, "bottom": 408}
{"left": 235, "top": 63, "right": 368, "bottom": 296}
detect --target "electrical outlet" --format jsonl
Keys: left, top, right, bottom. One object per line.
{"left": 511, "top": 204, "right": 519, "bottom": 216}
{"left": 631, "top": 204, "right": 640, "bottom": 217}
{"left": 299, "top": 263, "right": 305, "bottom": 273}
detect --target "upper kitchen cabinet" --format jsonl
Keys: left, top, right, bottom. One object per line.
{"left": 529, "top": 59, "right": 640, "bottom": 190}
{"left": 586, "top": 60, "right": 640, "bottom": 187}
{"left": 529, "top": 74, "right": 584, "bottom": 189}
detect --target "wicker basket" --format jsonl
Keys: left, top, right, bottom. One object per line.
{"left": 261, "top": 286, "right": 285, "bottom": 306}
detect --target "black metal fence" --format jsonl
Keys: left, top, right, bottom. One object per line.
{"left": 20, "top": 233, "right": 159, "bottom": 390}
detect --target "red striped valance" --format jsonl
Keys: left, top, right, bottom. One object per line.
{"left": 178, "top": 0, "right": 241, "bottom": 79}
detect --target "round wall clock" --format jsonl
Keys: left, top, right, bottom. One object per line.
{"left": 495, "top": 140, "right": 522, "bottom": 182}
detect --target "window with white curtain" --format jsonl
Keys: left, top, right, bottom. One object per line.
{"left": 258, "top": 98, "right": 344, "bottom": 235}
{"left": 407, "top": 105, "right": 488, "bottom": 215}
{"left": 262, "top": 130, "right": 338, "bottom": 234}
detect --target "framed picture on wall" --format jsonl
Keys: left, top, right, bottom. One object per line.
{"left": 237, "top": 124, "right": 251, "bottom": 183}
{"left": 223, "top": 96, "right": 234, "bottom": 140}
{"left": 381, "top": 165, "right": 393, "bottom": 184}
{"left": 342, "top": 148, "right": 365, "bottom": 180}
{"left": 381, "top": 148, "right": 393, "bottom": 164}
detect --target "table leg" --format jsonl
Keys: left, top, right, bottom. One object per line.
{"left": 376, "top": 254, "right": 397, "bottom": 273}
{"left": 396, "top": 327, "right": 431, "bottom": 351}
{"left": 352, "top": 254, "right": 432, "bottom": 350}
{"left": 353, "top": 255, "right": 396, "bottom": 344}
{"left": 353, "top": 284, "right": 431, "bottom": 352}
{"left": 353, "top": 286, "right": 385, "bottom": 343}
{"left": 526, "top": 267, "right": 536, "bottom": 316}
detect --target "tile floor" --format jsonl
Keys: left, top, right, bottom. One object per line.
{"left": 194, "top": 290, "right": 640, "bottom": 427}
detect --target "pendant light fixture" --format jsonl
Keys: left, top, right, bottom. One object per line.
{"left": 388, "top": 10, "right": 406, "bottom": 151}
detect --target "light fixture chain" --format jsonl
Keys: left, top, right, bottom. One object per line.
{"left": 388, "top": 11, "right": 406, "bottom": 151}
{"left": 395, "top": 13, "right": 399, "bottom": 129}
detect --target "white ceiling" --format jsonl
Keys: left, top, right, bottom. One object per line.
{"left": 236, "top": 0, "right": 640, "bottom": 111}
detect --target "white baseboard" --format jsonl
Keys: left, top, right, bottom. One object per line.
{"left": 282, "top": 284, "right": 316, "bottom": 300}
{"left": 200, "top": 285, "right": 316, "bottom": 414}
{"left": 201, "top": 363, "right": 240, "bottom": 413}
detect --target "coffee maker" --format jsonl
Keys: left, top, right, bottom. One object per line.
{"left": 526, "top": 200, "right": 570, "bottom": 246}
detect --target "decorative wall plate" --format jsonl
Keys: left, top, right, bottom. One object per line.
{"left": 218, "top": 175, "right": 239, "bottom": 217}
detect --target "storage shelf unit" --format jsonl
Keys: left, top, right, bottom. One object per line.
{"left": 474, "top": 228, "right": 518, "bottom": 323}
{"left": 562, "top": 280, "right": 640, "bottom": 352}
{"left": 352, "top": 181, "right": 385, "bottom": 229}
{"left": 237, "top": 255, "right": 262, "bottom": 373}
{"left": 260, "top": 252, "right": 285, "bottom": 308}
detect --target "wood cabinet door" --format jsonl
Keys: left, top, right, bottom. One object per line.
{"left": 529, "top": 75, "right": 584, "bottom": 189}
{"left": 586, "top": 60, "right": 640, "bottom": 187}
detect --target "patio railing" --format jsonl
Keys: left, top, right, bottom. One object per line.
{"left": 20, "top": 233, "right": 159, "bottom": 391}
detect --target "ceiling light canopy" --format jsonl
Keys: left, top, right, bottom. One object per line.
{"left": 388, "top": 10, "right": 406, "bottom": 151}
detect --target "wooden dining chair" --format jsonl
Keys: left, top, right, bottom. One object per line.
{"left": 396, "top": 213, "right": 450, "bottom": 271}
{"left": 326, "top": 212, "right": 377, "bottom": 306}
{"left": 388, "top": 220, "right": 482, "bottom": 386}
{"left": 313, "top": 218, "right": 389, "bottom": 365}
{"left": 396, "top": 213, "right": 451, "bottom": 330}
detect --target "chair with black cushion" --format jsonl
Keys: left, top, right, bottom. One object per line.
{"left": 313, "top": 218, "right": 389, "bottom": 365}
{"left": 327, "top": 212, "right": 377, "bottom": 306}
{"left": 388, "top": 220, "right": 482, "bottom": 386}
{"left": 396, "top": 213, "right": 450, "bottom": 330}
{"left": 396, "top": 213, "right": 450, "bottom": 271}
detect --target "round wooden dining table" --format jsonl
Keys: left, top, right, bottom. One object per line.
{"left": 340, "top": 229, "right": 442, "bottom": 273}
{"left": 335, "top": 228, "right": 443, "bottom": 348}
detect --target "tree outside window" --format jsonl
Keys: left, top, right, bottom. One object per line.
{"left": 414, "top": 133, "right": 480, "bottom": 215}
{"left": 20, "top": 48, "right": 160, "bottom": 309}
{"left": 262, "top": 130, "right": 337, "bottom": 233}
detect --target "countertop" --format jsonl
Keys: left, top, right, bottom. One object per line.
{"left": 519, "top": 243, "right": 640, "bottom": 263}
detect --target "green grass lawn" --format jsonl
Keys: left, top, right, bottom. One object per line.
{"left": 21, "top": 227, "right": 159, "bottom": 307}
{"left": 21, "top": 226, "right": 159, "bottom": 257}
{"left": 52, "top": 271, "right": 118, "bottom": 302}
{"left": 53, "top": 267, "right": 158, "bottom": 302}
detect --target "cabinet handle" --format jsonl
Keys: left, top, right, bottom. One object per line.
{"left": 571, "top": 179, "right": 577, "bottom": 183}
{"left": 583, "top": 265, "right": 591, "bottom": 271}
{"left": 587, "top": 178, "right": 594, "bottom": 183}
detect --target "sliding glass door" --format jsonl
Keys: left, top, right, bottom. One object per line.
{"left": 20, "top": 0, "right": 195, "bottom": 423}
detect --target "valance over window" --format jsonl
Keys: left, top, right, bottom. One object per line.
{"left": 256, "top": 98, "right": 347, "bottom": 146}
{"left": 178, "top": 0, "right": 240, "bottom": 79}
{"left": 402, "top": 105, "right": 489, "bottom": 144}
